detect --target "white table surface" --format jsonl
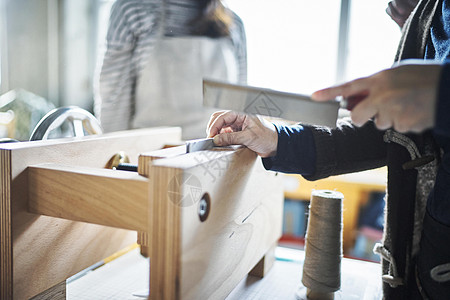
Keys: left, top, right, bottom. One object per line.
{"left": 67, "top": 246, "right": 382, "bottom": 300}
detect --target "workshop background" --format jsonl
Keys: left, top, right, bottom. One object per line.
{"left": 0, "top": 0, "right": 397, "bottom": 260}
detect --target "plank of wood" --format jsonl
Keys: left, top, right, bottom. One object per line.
{"left": 136, "top": 145, "right": 186, "bottom": 254}
{"left": 138, "top": 145, "right": 186, "bottom": 178}
{"left": 203, "top": 79, "right": 340, "bottom": 127}
{"left": 0, "top": 127, "right": 181, "bottom": 300}
{"left": 28, "top": 164, "right": 149, "bottom": 231}
{"left": 145, "top": 147, "right": 284, "bottom": 299}
{"left": 248, "top": 243, "right": 277, "bottom": 278}
{"left": 1, "top": 149, "right": 12, "bottom": 298}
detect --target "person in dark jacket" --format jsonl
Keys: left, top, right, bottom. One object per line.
{"left": 206, "top": 1, "right": 450, "bottom": 298}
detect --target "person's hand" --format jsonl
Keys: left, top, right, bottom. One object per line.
{"left": 206, "top": 110, "right": 278, "bottom": 158}
{"left": 311, "top": 60, "right": 442, "bottom": 133}
{"left": 386, "top": 0, "right": 418, "bottom": 28}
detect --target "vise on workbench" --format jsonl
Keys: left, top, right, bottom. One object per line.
{"left": 0, "top": 127, "right": 283, "bottom": 299}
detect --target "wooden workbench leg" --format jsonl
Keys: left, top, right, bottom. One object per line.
{"left": 137, "top": 231, "right": 149, "bottom": 257}
{"left": 29, "top": 280, "right": 66, "bottom": 300}
{"left": 248, "top": 243, "right": 277, "bottom": 278}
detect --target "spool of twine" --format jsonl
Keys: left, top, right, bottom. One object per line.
{"left": 301, "top": 190, "right": 343, "bottom": 300}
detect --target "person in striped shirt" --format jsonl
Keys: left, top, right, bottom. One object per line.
{"left": 94, "top": 0, "right": 247, "bottom": 139}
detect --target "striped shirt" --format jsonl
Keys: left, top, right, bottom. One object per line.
{"left": 95, "top": 0, "right": 247, "bottom": 132}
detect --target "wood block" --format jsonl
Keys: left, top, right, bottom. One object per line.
{"left": 137, "top": 233, "right": 150, "bottom": 257}
{"left": 136, "top": 146, "right": 186, "bottom": 254}
{"left": 28, "top": 164, "right": 148, "bottom": 231}
{"left": 0, "top": 127, "right": 181, "bottom": 299}
{"left": 144, "top": 146, "right": 284, "bottom": 299}
{"left": 248, "top": 243, "right": 277, "bottom": 278}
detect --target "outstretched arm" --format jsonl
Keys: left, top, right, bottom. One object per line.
{"left": 206, "top": 111, "right": 387, "bottom": 179}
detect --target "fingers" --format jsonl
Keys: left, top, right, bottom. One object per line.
{"left": 213, "top": 131, "right": 249, "bottom": 147}
{"left": 350, "top": 95, "right": 379, "bottom": 127}
{"left": 311, "top": 77, "right": 370, "bottom": 102}
{"left": 206, "top": 111, "right": 246, "bottom": 138}
{"left": 311, "top": 62, "right": 438, "bottom": 133}
{"left": 351, "top": 94, "right": 413, "bottom": 132}
{"left": 206, "top": 110, "right": 228, "bottom": 136}
{"left": 389, "top": 0, "right": 417, "bottom": 15}
{"left": 386, "top": 3, "right": 404, "bottom": 27}
{"left": 312, "top": 72, "right": 384, "bottom": 128}
{"left": 386, "top": 0, "right": 418, "bottom": 27}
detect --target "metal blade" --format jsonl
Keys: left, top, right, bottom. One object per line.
{"left": 186, "top": 138, "right": 215, "bottom": 153}
{"left": 203, "top": 79, "right": 339, "bottom": 128}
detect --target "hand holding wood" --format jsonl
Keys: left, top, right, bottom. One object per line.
{"left": 206, "top": 110, "right": 278, "bottom": 158}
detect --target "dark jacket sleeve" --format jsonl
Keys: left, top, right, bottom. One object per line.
{"left": 262, "top": 118, "right": 387, "bottom": 180}
{"left": 304, "top": 118, "right": 388, "bottom": 180}
{"left": 262, "top": 123, "right": 317, "bottom": 176}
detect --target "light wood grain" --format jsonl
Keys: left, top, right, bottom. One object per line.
{"left": 29, "top": 164, "right": 149, "bottom": 231}
{"left": 0, "top": 127, "right": 181, "bottom": 299}
{"left": 248, "top": 243, "right": 277, "bottom": 278}
{"left": 1, "top": 149, "right": 12, "bottom": 298}
{"left": 30, "top": 280, "right": 65, "bottom": 300}
{"left": 144, "top": 147, "right": 284, "bottom": 300}
{"left": 136, "top": 145, "right": 186, "bottom": 256}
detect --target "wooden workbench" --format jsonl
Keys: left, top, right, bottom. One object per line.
{"left": 0, "top": 127, "right": 182, "bottom": 299}
{"left": 1, "top": 128, "right": 284, "bottom": 299}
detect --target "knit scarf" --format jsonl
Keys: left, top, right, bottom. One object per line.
{"left": 395, "top": 0, "right": 440, "bottom": 61}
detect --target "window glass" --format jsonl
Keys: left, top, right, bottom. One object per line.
{"left": 226, "top": 0, "right": 341, "bottom": 94}
{"left": 1, "top": 1, "right": 404, "bottom": 106}
{"left": 346, "top": 1, "right": 401, "bottom": 80}
{"left": 226, "top": 0, "right": 401, "bottom": 94}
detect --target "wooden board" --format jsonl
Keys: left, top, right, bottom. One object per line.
{"left": 136, "top": 146, "right": 186, "bottom": 256}
{"left": 30, "top": 280, "right": 65, "bottom": 300}
{"left": 28, "top": 164, "right": 148, "bottom": 231}
{"left": 203, "top": 79, "right": 339, "bottom": 127}
{"left": 0, "top": 127, "right": 181, "bottom": 299}
{"left": 143, "top": 146, "right": 284, "bottom": 299}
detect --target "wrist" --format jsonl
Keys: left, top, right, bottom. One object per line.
{"left": 268, "top": 123, "right": 278, "bottom": 157}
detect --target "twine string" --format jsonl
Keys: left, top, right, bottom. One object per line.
{"left": 302, "top": 190, "right": 344, "bottom": 295}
